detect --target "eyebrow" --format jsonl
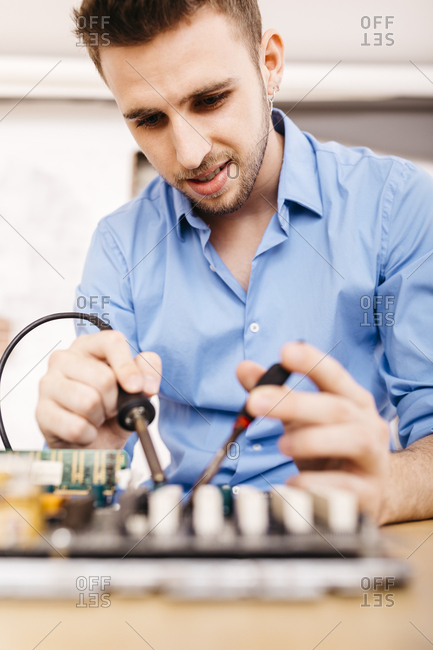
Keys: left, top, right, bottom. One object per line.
{"left": 123, "top": 77, "right": 240, "bottom": 121}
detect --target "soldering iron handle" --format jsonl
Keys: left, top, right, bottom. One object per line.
{"left": 117, "top": 385, "right": 156, "bottom": 431}
{"left": 255, "top": 363, "right": 291, "bottom": 387}
{"left": 239, "top": 363, "right": 291, "bottom": 420}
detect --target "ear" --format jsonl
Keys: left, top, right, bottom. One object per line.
{"left": 259, "top": 29, "right": 284, "bottom": 96}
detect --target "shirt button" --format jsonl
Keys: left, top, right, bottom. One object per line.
{"left": 249, "top": 322, "right": 260, "bottom": 333}
{"left": 232, "top": 486, "right": 240, "bottom": 495}
{"left": 252, "top": 444, "right": 262, "bottom": 452}
{"left": 209, "top": 265, "right": 216, "bottom": 272}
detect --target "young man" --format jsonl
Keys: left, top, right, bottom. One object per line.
{"left": 36, "top": 0, "right": 433, "bottom": 524}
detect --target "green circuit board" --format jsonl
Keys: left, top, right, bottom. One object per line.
{"left": 0, "top": 449, "right": 128, "bottom": 493}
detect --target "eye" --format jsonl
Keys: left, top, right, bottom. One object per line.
{"left": 197, "top": 92, "right": 228, "bottom": 109}
{"left": 135, "top": 113, "right": 164, "bottom": 129}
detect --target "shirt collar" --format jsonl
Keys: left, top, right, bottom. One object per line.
{"left": 172, "top": 108, "right": 323, "bottom": 239}
{"left": 273, "top": 109, "right": 323, "bottom": 220}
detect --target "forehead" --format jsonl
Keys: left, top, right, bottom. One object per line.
{"left": 100, "top": 8, "right": 255, "bottom": 112}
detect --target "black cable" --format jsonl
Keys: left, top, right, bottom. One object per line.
{"left": 0, "top": 312, "right": 111, "bottom": 451}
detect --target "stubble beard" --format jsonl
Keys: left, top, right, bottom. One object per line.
{"left": 175, "top": 90, "right": 271, "bottom": 219}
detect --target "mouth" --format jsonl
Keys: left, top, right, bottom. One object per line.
{"left": 186, "top": 161, "right": 232, "bottom": 197}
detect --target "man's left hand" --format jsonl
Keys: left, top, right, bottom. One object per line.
{"left": 236, "top": 341, "right": 391, "bottom": 522}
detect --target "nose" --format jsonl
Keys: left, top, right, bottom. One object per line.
{"left": 171, "top": 114, "right": 212, "bottom": 170}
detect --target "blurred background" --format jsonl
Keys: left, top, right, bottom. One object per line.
{"left": 0, "top": 0, "right": 432, "bottom": 450}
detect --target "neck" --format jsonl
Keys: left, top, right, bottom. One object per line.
{"left": 205, "top": 123, "right": 284, "bottom": 292}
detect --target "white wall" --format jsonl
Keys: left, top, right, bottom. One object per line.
{"left": 0, "top": 0, "right": 431, "bottom": 63}
{"left": 0, "top": 100, "right": 137, "bottom": 448}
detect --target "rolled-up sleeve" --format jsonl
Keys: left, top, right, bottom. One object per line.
{"left": 377, "top": 161, "right": 433, "bottom": 448}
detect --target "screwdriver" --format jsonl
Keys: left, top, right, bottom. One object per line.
{"left": 196, "top": 363, "right": 291, "bottom": 488}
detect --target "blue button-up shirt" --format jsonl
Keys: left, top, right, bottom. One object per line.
{"left": 77, "top": 110, "right": 433, "bottom": 490}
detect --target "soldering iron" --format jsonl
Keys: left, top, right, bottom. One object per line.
{"left": 0, "top": 312, "right": 166, "bottom": 486}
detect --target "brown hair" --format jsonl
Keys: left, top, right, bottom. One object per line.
{"left": 73, "top": 0, "right": 263, "bottom": 79}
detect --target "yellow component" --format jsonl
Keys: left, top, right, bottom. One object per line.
{"left": 0, "top": 488, "right": 43, "bottom": 549}
{"left": 53, "top": 489, "right": 89, "bottom": 496}
{"left": 40, "top": 493, "right": 64, "bottom": 518}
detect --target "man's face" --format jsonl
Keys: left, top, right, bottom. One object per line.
{"left": 100, "top": 8, "right": 270, "bottom": 217}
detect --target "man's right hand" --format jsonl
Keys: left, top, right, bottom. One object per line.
{"left": 36, "top": 331, "right": 162, "bottom": 449}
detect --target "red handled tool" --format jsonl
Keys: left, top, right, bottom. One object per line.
{"left": 196, "top": 363, "right": 291, "bottom": 488}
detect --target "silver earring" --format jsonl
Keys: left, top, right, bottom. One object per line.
{"left": 268, "top": 85, "right": 279, "bottom": 112}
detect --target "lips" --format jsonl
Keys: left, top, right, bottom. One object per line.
{"left": 193, "top": 164, "right": 225, "bottom": 182}
{"left": 186, "top": 161, "right": 231, "bottom": 197}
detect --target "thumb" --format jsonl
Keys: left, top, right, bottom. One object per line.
{"left": 134, "top": 351, "right": 162, "bottom": 396}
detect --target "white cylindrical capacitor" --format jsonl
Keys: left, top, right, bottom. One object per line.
{"left": 192, "top": 485, "right": 225, "bottom": 537}
{"left": 125, "top": 514, "right": 149, "bottom": 538}
{"left": 271, "top": 485, "right": 314, "bottom": 534}
{"left": 148, "top": 484, "right": 183, "bottom": 536}
{"left": 308, "top": 486, "right": 358, "bottom": 534}
{"left": 235, "top": 486, "right": 269, "bottom": 536}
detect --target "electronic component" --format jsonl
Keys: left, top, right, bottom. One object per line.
{"left": 308, "top": 486, "right": 358, "bottom": 534}
{"left": 0, "top": 449, "right": 128, "bottom": 495}
{"left": 235, "top": 486, "right": 269, "bottom": 536}
{"left": 0, "top": 476, "right": 410, "bottom": 599}
{"left": 270, "top": 485, "right": 314, "bottom": 534}
{"left": 148, "top": 484, "right": 183, "bottom": 536}
{"left": 0, "top": 482, "right": 375, "bottom": 559}
{"left": 192, "top": 485, "right": 225, "bottom": 537}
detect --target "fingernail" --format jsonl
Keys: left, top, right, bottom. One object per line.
{"left": 143, "top": 375, "right": 159, "bottom": 394}
{"left": 125, "top": 374, "right": 143, "bottom": 392}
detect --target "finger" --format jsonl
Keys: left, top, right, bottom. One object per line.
{"left": 36, "top": 398, "right": 98, "bottom": 447}
{"left": 280, "top": 342, "right": 374, "bottom": 409}
{"left": 134, "top": 351, "right": 163, "bottom": 395}
{"left": 71, "top": 331, "right": 144, "bottom": 392}
{"left": 236, "top": 360, "right": 266, "bottom": 392}
{"left": 247, "top": 386, "right": 358, "bottom": 425}
{"left": 41, "top": 371, "right": 108, "bottom": 428}
{"left": 278, "top": 423, "right": 383, "bottom": 473}
{"left": 49, "top": 352, "right": 118, "bottom": 419}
